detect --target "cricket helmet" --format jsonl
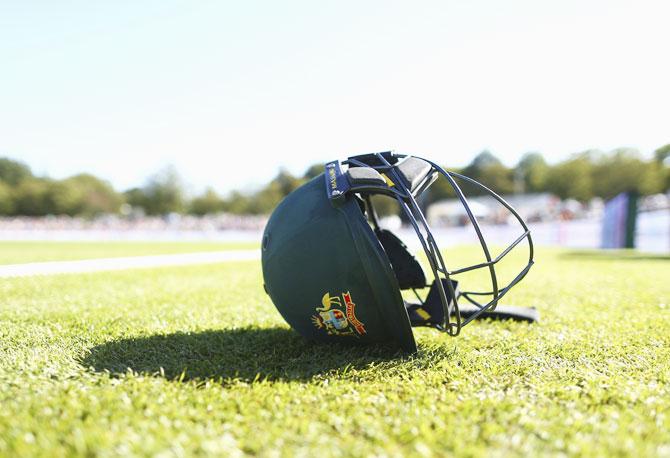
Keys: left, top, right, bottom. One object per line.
{"left": 261, "top": 152, "right": 534, "bottom": 353}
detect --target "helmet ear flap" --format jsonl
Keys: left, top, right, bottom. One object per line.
{"left": 374, "top": 228, "right": 426, "bottom": 290}
{"left": 359, "top": 192, "right": 426, "bottom": 290}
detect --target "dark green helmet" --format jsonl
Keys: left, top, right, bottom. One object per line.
{"left": 262, "top": 152, "right": 534, "bottom": 353}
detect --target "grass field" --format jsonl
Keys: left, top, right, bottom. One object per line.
{"left": 0, "top": 245, "right": 668, "bottom": 457}
{"left": 0, "top": 241, "right": 258, "bottom": 265}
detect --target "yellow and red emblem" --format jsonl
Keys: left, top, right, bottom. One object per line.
{"left": 311, "top": 291, "right": 367, "bottom": 337}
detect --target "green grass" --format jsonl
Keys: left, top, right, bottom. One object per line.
{"left": 0, "top": 246, "right": 668, "bottom": 457}
{"left": 0, "top": 241, "right": 258, "bottom": 265}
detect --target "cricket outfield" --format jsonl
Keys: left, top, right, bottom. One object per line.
{"left": 0, "top": 243, "right": 668, "bottom": 456}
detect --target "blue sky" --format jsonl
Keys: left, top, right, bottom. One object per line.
{"left": 1, "top": 0, "right": 668, "bottom": 194}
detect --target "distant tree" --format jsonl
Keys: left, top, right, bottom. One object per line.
{"left": 141, "top": 166, "right": 185, "bottom": 215}
{"left": 0, "top": 158, "right": 32, "bottom": 186}
{"left": 426, "top": 174, "right": 457, "bottom": 202}
{"left": 124, "top": 187, "right": 147, "bottom": 209}
{"left": 46, "top": 180, "right": 85, "bottom": 215}
{"left": 13, "top": 178, "right": 51, "bottom": 215}
{"left": 63, "top": 174, "right": 122, "bottom": 216}
{"left": 516, "top": 152, "right": 549, "bottom": 193}
{"left": 0, "top": 181, "right": 14, "bottom": 215}
{"left": 655, "top": 144, "right": 670, "bottom": 164}
{"left": 480, "top": 163, "right": 515, "bottom": 195}
{"left": 234, "top": 169, "right": 306, "bottom": 215}
{"left": 303, "top": 163, "right": 325, "bottom": 180}
{"left": 423, "top": 164, "right": 462, "bottom": 204}
{"left": 463, "top": 150, "right": 501, "bottom": 172}
{"left": 7, "top": 147, "right": 669, "bottom": 218}
{"left": 546, "top": 153, "right": 594, "bottom": 201}
{"left": 0, "top": 160, "right": 122, "bottom": 216}
{"left": 274, "top": 169, "right": 304, "bottom": 195}
{"left": 655, "top": 144, "right": 670, "bottom": 191}
{"left": 190, "top": 187, "right": 225, "bottom": 215}
{"left": 221, "top": 191, "right": 254, "bottom": 215}
{"left": 245, "top": 181, "right": 287, "bottom": 214}
{"left": 591, "top": 148, "right": 663, "bottom": 199}
{"left": 460, "top": 151, "right": 514, "bottom": 195}
{"left": 369, "top": 194, "right": 399, "bottom": 217}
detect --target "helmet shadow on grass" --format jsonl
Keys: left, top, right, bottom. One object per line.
{"left": 80, "top": 327, "right": 407, "bottom": 384}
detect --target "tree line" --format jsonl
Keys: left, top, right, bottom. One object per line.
{"left": 0, "top": 145, "right": 668, "bottom": 217}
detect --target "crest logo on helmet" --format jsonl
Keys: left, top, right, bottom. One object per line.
{"left": 311, "top": 291, "right": 367, "bottom": 337}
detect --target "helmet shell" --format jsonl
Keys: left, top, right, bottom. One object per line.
{"left": 262, "top": 176, "right": 416, "bottom": 352}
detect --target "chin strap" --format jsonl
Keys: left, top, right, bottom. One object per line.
{"left": 406, "top": 279, "right": 456, "bottom": 327}
{"left": 406, "top": 279, "right": 538, "bottom": 327}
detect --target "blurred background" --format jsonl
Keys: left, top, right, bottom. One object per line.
{"left": 1, "top": 0, "right": 668, "bottom": 252}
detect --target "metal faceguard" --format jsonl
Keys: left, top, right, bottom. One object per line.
{"left": 329, "top": 151, "right": 535, "bottom": 337}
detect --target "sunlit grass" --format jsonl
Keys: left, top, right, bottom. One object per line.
{"left": 0, "top": 247, "right": 668, "bottom": 456}
{"left": 0, "top": 241, "right": 258, "bottom": 265}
